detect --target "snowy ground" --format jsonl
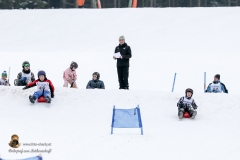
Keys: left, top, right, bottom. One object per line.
{"left": 0, "top": 8, "right": 240, "bottom": 160}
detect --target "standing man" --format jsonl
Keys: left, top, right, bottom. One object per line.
{"left": 113, "top": 36, "right": 132, "bottom": 90}
{"left": 206, "top": 74, "right": 228, "bottom": 93}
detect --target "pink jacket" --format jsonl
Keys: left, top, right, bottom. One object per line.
{"left": 63, "top": 67, "right": 77, "bottom": 81}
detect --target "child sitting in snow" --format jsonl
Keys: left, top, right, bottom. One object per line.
{"left": 63, "top": 62, "right": 78, "bottom": 88}
{"left": 177, "top": 88, "right": 198, "bottom": 119}
{"left": 15, "top": 61, "right": 35, "bottom": 86}
{"left": 86, "top": 72, "right": 105, "bottom": 89}
{"left": 23, "top": 70, "right": 54, "bottom": 104}
{"left": 0, "top": 71, "right": 10, "bottom": 86}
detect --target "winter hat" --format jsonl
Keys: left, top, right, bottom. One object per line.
{"left": 2, "top": 71, "right": 7, "bottom": 77}
{"left": 119, "top": 35, "right": 125, "bottom": 40}
{"left": 214, "top": 74, "right": 220, "bottom": 80}
{"left": 38, "top": 70, "right": 46, "bottom": 78}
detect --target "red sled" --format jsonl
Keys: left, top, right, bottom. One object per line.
{"left": 183, "top": 112, "right": 190, "bottom": 118}
{"left": 38, "top": 96, "right": 47, "bottom": 103}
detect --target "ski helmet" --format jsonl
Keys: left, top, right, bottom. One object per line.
{"left": 38, "top": 70, "right": 46, "bottom": 78}
{"left": 70, "top": 61, "right": 78, "bottom": 69}
{"left": 93, "top": 72, "right": 100, "bottom": 79}
{"left": 22, "top": 61, "right": 30, "bottom": 68}
{"left": 185, "top": 88, "right": 193, "bottom": 97}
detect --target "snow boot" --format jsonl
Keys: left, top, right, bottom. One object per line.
{"left": 178, "top": 108, "right": 184, "bottom": 119}
{"left": 191, "top": 110, "right": 197, "bottom": 119}
{"left": 45, "top": 96, "right": 51, "bottom": 103}
{"left": 29, "top": 95, "right": 35, "bottom": 104}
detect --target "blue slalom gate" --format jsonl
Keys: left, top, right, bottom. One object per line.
{"left": 111, "top": 105, "right": 143, "bottom": 135}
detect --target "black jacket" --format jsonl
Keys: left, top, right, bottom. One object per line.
{"left": 86, "top": 80, "right": 105, "bottom": 89}
{"left": 115, "top": 43, "right": 132, "bottom": 67}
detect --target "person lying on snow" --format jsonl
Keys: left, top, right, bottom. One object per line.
{"left": 0, "top": 71, "right": 10, "bottom": 86}
{"left": 23, "top": 70, "right": 54, "bottom": 104}
{"left": 86, "top": 72, "right": 105, "bottom": 89}
{"left": 15, "top": 61, "right": 35, "bottom": 86}
{"left": 63, "top": 61, "right": 78, "bottom": 88}
{"left": 177, "top": 88, "right": 198, "bottom": 119}
{"left": 206, "top": 74, "right": 228, "bottom": 93}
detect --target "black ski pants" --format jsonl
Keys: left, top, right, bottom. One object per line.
{"left": 117, "top": 66, "right": 129, "bottom": 89}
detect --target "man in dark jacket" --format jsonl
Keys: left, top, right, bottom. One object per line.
{"left": 113, "top": 36, "right": 132, "bottom": 90}
{"left": 86, "top": 72, "right": 105, "bottom": 89}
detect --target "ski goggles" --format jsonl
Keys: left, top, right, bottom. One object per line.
{"left": 2, "top": 73, "right": 7, "bottom": 77}
{"left": 24, "top": 64, "right": 30, "bottom": 67}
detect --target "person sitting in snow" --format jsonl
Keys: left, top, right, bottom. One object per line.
{"left": 23, "top": 70, "right": 54, "bottom": 104}
{"left": 15, "top": 61, "right": 35, "bottom": 86}
{"left": 177, "top": 88, "right": 198, "bottom": 119}
{"left": 206, "top": 74, "right": 228, "bottom": 93}
{"left": 63, "top": 61, "right": 78, "bottom": 88}
{"left": 0, "top": 71, "right": 10, "bottom": 86}
{"left": 86, "top": 72, "right": 105, "bottom": 89}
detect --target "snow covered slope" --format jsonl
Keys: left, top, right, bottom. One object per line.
{"left": 0, "top": 87, "right": 240, "bottom": 160}
{"left": 0, "top": 8, "right": 240, "bottom": 160}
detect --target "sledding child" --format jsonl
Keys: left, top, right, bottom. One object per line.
{"left": 177, "top": 88, "right": 198, "bottom": 119}
{"left": 0, "top": 71, "right": 10, "bottom": 86}
{"left": 86, "top": 72, "right": 105, "bottom": 89}
{"left": 23, "top": 70, "right": 54, "bottom": 104}
{"left": 15, "top": 61, "right": 35, "bottom": 86}
{"left": 63, "top": 62, "right": 78, "bottom": 88}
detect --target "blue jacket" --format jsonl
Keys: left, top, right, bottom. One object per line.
{"left": 206, "top": 81, "right": 228, "bottom": 93}
{"left": 86, "top": 80, "right": 105, "bottom": 89}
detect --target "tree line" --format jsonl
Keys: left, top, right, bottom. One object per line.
{"left": 0, "top": 0, "right": 238, "bottom": 9}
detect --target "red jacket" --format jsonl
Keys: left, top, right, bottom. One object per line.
{"left": 27, "top": 78, "right": 54, "bottom": 94}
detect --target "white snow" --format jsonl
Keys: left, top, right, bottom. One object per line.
{"left": 0, "top": 8, "right": 240, "bottom": 160}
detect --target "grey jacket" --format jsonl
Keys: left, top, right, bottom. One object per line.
{"left": 86, "top": 80, "right": 105, "bottom": 89}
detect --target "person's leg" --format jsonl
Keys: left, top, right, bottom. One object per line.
{"left": 43, "top": 90, "right": 51, "bottom": 103}
{"left": 72, "top": 82, "right": 78, "bottom": 88}
{"left": 117, "top": 67, "right": 124, "bottom": 89}
{"left": 178, "top": 107, "right": 185, "bottom": 119}
{"left": 63, "top": 78, "right": 68, "bottom": 87}
{"left": 186, "top": 104, "right": 197, "bottom": 119}
{"left": 33, "top": 90, "right": 43, "bottom": 100}
{"left": 122, "top": 67, "right": 129, "bottom": 89}
{"left": 18, "top": 77, "right": 27, "bottom": 86}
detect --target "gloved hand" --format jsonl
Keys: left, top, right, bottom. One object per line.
{"left": 179, "top": 101, "right": 185, "bottom": 108}
{"left": 51, "top": 92, "right": 54, "bottom": 98}
{"left": 22, "top": 86, "right": 29, "bottom": 90}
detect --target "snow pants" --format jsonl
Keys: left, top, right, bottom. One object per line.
{"left": 63, "top": 78, "right": 77, "bottom": 88}
{"left": 117, "top": 66, "right": 129, "bottom": 89}
{"left": 178, "top": 104, "right": 196, "bottom": 116}
{"left": 33, "top": 90, "right": 51, "bottom": 100}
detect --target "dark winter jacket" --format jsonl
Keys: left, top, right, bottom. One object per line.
{"left": 86, "top": 80, "right": 105, "bottom": 89}
{"left": 114, "top": 43, "right": 132, "bottom": 67}
{"left": 177, "top": 96, "right": 198, "bottom": 110}
{"left": 205, "top": 81, "right": 228, "bottom": 93}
